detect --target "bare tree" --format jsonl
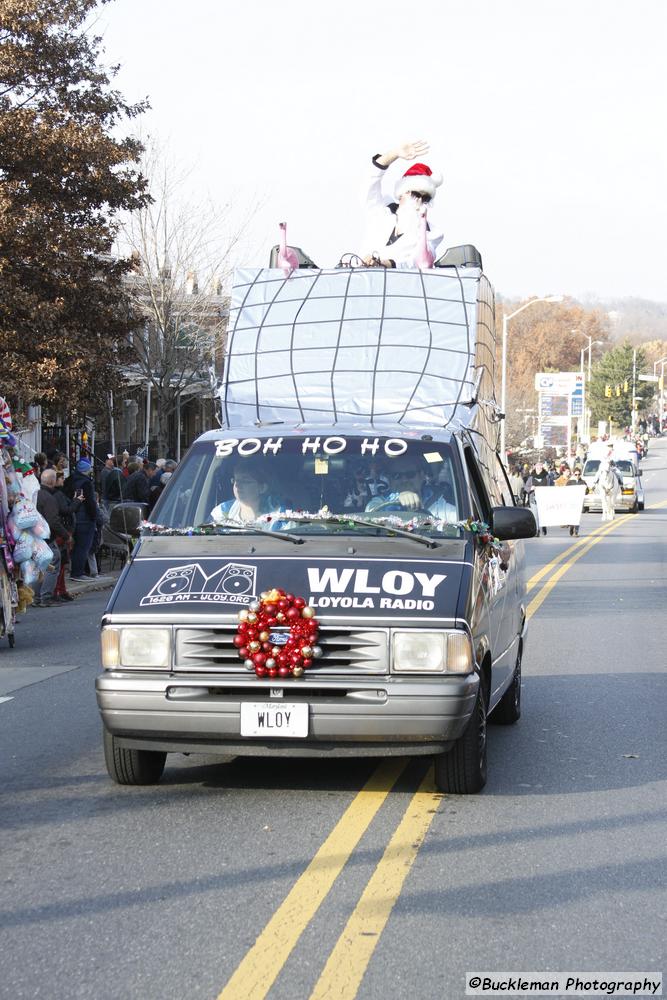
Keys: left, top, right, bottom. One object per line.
{"left": 118, "top": 146, "right": 253, "bottom": 453}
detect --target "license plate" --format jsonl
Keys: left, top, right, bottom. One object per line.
{"left": 240, "top": 702, "right": 308, "bottom": 738}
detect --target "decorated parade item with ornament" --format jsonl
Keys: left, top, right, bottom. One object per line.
{"left": 460, "top": 518, "right": 509, "bottom": 570}
{"left": 0, "top": 403, "right": 20, "bottom": 642}
{"left": 234, "top": 588, "right": 321, "bottom": 678}
{"left": 6, "top": 496, "right": 51, "bottom": 585}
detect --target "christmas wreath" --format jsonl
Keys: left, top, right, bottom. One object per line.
{"left": 234, "top": 588, "right": 321, "bottom": 678}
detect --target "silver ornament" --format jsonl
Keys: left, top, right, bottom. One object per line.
{"left": 265, "top": 658, "right": 276, "bottom": 669}
{"left": 312, "top": 645, "right": 323, "bottom": 659}
{"left": 249, "top": 600, "right": 261, "bottom": 613}
{"left": 244, "top": 659, "right": 255, "bottom": 671}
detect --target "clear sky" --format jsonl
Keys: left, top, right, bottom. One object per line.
{"left": 98, "top": 0, "right": 667, "bottom": 302}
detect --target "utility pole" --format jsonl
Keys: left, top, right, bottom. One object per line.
{"left": 632, "top": 348, "right": 637, "bottom": 432}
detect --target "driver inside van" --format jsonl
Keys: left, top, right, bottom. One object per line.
{"left": 210, "top": 464, "right": 274, "bottom": 524}
{"left": 365, "top": 461, "right": 457, "bottom": 523}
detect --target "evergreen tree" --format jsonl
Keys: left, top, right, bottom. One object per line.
{"left": 589, "top": 342, "right": 655, "bottom": 427}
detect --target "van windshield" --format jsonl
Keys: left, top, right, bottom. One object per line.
{"left": 584, "top": 459, "right": 634, "bottom": 476}
{"left": 149, "top": 434, "right": 465, "bottom": 538}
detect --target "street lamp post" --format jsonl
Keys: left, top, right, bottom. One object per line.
{"left": 500, "top": 295, "right": 563, "bottom": 460}
{"left": 654, "top": 355, "right": 667, "bottom": 431}
{"left": 579, "top": 336, "right": 603, "bottom": 442}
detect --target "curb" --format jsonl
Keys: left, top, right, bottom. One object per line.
{"left": 67, "top": 573, "right": 122, "bottom": 598}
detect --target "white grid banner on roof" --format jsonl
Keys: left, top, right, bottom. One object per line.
{"left": 221, "top": 267, "right": 483, "bottom": 428}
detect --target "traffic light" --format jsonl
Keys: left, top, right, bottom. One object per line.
{"left": 615, "top": 385, "right": 621, "bottom": 397}
{"left": 605, "top": 384, "right": 612, "bottom": 397}
{"left": 624, "top": 380, "right": 629, "bottom": 393}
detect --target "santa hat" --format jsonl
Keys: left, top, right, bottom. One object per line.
{"left": 394, "top": 162, "right": 443, "bottom": 201}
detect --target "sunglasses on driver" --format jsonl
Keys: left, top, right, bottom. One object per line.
{"left": 389, "top": 467, "right": 420, "bottom": 480}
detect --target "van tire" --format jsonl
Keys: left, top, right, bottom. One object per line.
{"left": 492, "top": 648, "right": 522, "bottom": 725}
{"left": 103, "top": 728, "right": 166, "bottom": 785}
{"left": 434, "top": 687, "right": 487, "bottom": 794}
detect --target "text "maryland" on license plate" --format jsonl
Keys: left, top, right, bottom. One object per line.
{"left": 240, "top": 702, "right": 308, "bottom": 738}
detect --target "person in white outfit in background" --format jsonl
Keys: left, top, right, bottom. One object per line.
{"left": 593, "top": 454, "right": 621, "bottom": 522}
{"left": 362, "top": 139, "right": 443, "bottom": 268}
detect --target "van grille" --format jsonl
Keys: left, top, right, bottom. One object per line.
{"left": 174, "top": 625, "right": 389, "bottom": 675}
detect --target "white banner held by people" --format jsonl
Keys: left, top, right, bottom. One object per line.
{"left": 533, "top": 486, "right": 586, "bottom": 528}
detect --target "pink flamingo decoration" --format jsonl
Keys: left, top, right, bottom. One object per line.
{"left": 414, "top": 208, "right": 435, "bottom": 270}
{"left": 277, "top": 222, "right": 299, "bottom": 276}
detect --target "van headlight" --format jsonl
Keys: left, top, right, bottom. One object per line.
{"left": 392, "top": 630, "right": 473, "bottom": 674}
{"left": 101, "top": 627, "right": 171, "bottom": 669}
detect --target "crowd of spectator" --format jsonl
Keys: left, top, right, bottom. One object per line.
{"left": 27, "top": 449, "right": 178, "bottom": 608}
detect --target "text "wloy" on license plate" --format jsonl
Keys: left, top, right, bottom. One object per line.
{"left": 240, "top": 702, "right": 308, "bottom": 737}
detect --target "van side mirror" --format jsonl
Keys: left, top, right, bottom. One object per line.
{"left": 490, "top": 505, "right": 536, "bottom": 540}
{"left": 109, "top": 502, "right": 147, "bottom": 536}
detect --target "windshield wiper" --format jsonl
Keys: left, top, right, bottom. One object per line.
{"left": 340, "top": 515, "right": 441, "bottom": 548}
{"left": 276, "top": 513, "right": 441, "bottom": 549}
{"left": 190, "top": 523, "right": 305, "bottom": 545}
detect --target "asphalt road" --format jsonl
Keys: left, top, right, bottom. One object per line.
{"left": 1, "top": 441, "right": 666, "bottom": 1000}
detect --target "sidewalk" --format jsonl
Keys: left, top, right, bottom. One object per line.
{"left": 67, "top": 563, "right": 124, "bottom": 599}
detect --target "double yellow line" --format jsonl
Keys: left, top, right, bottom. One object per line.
{"left": 217, "top": 761, "right": 441, "bottom": 1000}
{"left": 217, "top": 502, "right": 667, "bottom": 1000}
{"left": 526, "top": 514, "right": 629, "bottom": 619}
{"left": 526, "top": 497, "right": 667, "bottom": 619}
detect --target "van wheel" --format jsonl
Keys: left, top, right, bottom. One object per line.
{"left": 631, "top": 500, "right": 639, "bottom": 513}
{"left": 434, "top": 687, "right": 487, "bottom": 794}
{"left": 103, "top": 728, "right": 166, "bottom": 785}
{"left": 492, "top": 648, "right": 522, "bottom": 725}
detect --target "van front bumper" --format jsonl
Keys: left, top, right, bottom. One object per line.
{"left": 96, "top": 671, "right": 479, "bottom": 757}
{"left": 583, "top": 493, "right": 636, "bottom": 512}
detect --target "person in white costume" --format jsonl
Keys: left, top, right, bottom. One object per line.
{"left": 593, "top": 454, "right": 621, "bottom": 522}
{"left": 362, "top": 139, "right": 444, "bottom": 269}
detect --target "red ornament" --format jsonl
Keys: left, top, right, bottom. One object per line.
{"left": 234, "top": 589, "right": 320, "bottom": 678}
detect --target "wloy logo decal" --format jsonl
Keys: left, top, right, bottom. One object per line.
{"left": 307, "top": 567, "right": 447, "bottom": 611}
{"left": 140, "top": 562, "right": 257, "bottom": 607}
